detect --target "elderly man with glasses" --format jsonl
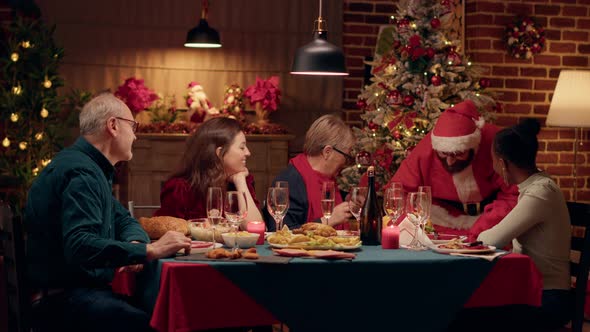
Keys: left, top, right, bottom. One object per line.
{"left": 387, "top": 100, "right": 519, "bottom": 240}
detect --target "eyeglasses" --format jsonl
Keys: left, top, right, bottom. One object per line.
{"left": 331, "top": 146, "right": 355, "bottom": 164}
{"left": 115, "top": 117, "right": 139, "bottom": 133}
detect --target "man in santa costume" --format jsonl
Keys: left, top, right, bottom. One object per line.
{"left": 388, "top": 99, "right": 518, "bottom": 239}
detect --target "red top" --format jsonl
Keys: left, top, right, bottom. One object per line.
{"left": 154, "top": 175, "right": 259, "bottom": 220}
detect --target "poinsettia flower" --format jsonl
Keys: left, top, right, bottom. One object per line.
{"left": 244, "top": 76, "right": 281, "bottom": 112}
{"left": 115, "top": 77, "right": 159, "bottom": 114}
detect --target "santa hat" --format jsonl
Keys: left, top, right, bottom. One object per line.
{"left": 431, "top": 100, "right": 485, "bottom": 153}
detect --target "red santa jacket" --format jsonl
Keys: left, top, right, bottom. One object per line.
{"left": 388, "top": 123, "right": 518, "bottom": 240}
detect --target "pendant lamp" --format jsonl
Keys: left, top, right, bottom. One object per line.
{"left": 290, "top": 0, "right": 348, "bottom": 76}
{"left": 184, "top": 0, "right": 222, "bottom": 48}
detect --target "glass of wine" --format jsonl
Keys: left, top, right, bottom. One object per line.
{"left": 275, "top": 181, "right": 289, "bottom": 189}
{"left": 405, "top": 191, "right": 428, "bottom": 250}
{"left": 348, "top": 186, "right": 367, "bottom": 235}
{"left": 321, "top": 181, "right": 336, "bottom": 225}
{"left": 207, "top": 187, "right": 223, "bottom": 246}
{"left": 267, "top": 187, "right": 289, "bottom": 231}
{"left": 224, "top": 191, "right": 248, "bottom": 250}
{"left": 383, "top": 186, "right": 404, "bottom": 226}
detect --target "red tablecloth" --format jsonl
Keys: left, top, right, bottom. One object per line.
{"left": 111, "top": 253, "right": 543, "bottom": 332}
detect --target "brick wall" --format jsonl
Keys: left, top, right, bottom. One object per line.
{"left": 342, "top": 0, "right": 590, "bottom": 202}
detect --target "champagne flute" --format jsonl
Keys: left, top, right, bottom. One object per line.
{"left": 418, "top": 186, "right": 432, "bottom": 234}
{"left": 207, "top": 187, "right": 223, "bottom": 246}
{"left": 405, "top": 192, "right": 428, "bottom": 250}
{"left": 321, "top": 181, "right": 336, "bottom": 225}
{"left": 224, "top": 191, "right": 248, "bottom": 250}
{"left": 383, "top": 186, "right": 404, "bottom": 226}
{"left": 348, "top": 186, "right": 367, "bottom": 235}
{"left": 267, "top": 187, "right": 289, "bottom": 231}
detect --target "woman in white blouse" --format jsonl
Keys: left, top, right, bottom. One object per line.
{"left": 477, "top": 118, "right": 571, "bottom": 330}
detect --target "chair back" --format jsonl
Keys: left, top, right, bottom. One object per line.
{"left": 567, "top": 201, "right": 590, "bottom": 332}
{"left": 1, "top": 202, "right": 30, "bottom": 332}
{"left": 127, "top": 201, "right": 160, "bottom": 219}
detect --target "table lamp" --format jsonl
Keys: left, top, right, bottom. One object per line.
{"left": 546, "top": 70, "right": 590, "bottom": 201}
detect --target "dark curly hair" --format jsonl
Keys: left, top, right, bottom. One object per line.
{"left": 493, "top": 118, "right": 541, "bottom": 170}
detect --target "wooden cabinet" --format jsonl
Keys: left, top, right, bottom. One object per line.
{"left": 118, "top": 133, "right": 293, "bottom": 218}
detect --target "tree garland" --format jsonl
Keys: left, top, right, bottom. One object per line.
{"left": 505, "top": 16, "right": 545, "bottom": 59}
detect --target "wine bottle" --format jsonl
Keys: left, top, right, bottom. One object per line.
{"left": 360, "top": 166, "right": 383, "bottom": 245}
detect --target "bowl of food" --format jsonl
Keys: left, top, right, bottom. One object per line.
{"left": 190, "top": 222, "right": 231, "bottom": 243}
{"left": 221, "top": 231, "right": 260, "bottom": 248}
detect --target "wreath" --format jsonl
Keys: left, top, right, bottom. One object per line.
{"left": 505, "top": 16, "right": 545, "bottom": 59}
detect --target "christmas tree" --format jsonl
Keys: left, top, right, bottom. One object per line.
{"left": 0, "top": 13, "right": 69, "bottom": 207}
{"left": 338, "top": 0, "right": 498, "bottom": 193}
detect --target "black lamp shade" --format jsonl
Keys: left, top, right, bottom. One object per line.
{"left": 184, "top": 19, "right": 221, "bottom": 48}
{"left": 291, "top": 33, "right": 348, "bottom": 76}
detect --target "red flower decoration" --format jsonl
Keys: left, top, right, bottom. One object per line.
{"left": 244, "top": 76, "right": 282, "bottom": 112}
{"left": 115, "top": 77, "right": 159, "bottom": 114}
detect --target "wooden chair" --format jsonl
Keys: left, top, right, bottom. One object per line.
{"left": 1, "top": 203, "right": 30, "bottom": 332}
{"left": 127, "top": 201, "right": 160, "bottom": 219}
{"left": 567, "top": 201, "right": 590, "bottom": 332}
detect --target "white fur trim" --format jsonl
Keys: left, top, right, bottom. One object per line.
{"left": 430, "top": 205, "right": 478, "bottom": 230}
{"left": 452, "top": 165, "right": 483, "bottom": 203}
{"left": 431, "top": 128, "right": 481, "bottom": 152}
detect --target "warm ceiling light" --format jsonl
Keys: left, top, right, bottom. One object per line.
{"left": 184, "top": 0, "right": 222, "bottom": 48}
{"left": 290, "top": 0, "right": 348, "bottom": 76}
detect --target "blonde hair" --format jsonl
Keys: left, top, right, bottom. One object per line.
{"left": 303, "top": 114, "right": 354, "bottom": 156}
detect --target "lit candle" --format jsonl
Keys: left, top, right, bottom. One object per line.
{"left": 382, "top": 226, "right": 400, "bottom": 249}
{"left": 246, "top": 221, "right": 266, "bottom": 245}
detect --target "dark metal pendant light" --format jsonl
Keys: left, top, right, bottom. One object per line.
{"left": 184, "top": 0, "right": 222, "bottom": 48}
{"left": 291, "top": 0, "right": 348, "bottom": 76}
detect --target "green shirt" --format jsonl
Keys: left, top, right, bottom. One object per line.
{"left": 26, "top": 137, "right": 150, "bottom": 289}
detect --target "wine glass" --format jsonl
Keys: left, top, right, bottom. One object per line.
{"left": 348, "top": 186, "right": 367, "bottom": 235}
{"left": 321, "top": 181, "right": 336, "bottom": 225}
{"left": 275, "top": 181, "right": 289, "bottom": 189}
{"left": 405, "top": 191, "right": 428, "bottom": 250}
{"left": 383, "top": 186, "right": 404, "bottom": 226}
{"left": 224, "top": 191, "right": 248, "bottom": 250}
{"left": 207, "top": 187, "right": 223, "bottom": 246}
{"left": 418, "top": 186, "right": 432, "bottom": 233}
{"left": 267, "top": 187, "right": 289, "bottom": 231}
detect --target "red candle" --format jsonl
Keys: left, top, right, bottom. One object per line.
{"left": 246, "top": 221, "right": 266, "bottom": 245}
{"left": 382, "top": 226, "right": 400, "bottom": 249}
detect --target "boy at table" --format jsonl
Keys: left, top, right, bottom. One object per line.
{"left": 25, "top": 93, "right": 191, "bottom": 331}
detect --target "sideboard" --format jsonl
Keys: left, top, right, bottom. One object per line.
{"left": 117, "top": 133, "right": 294, "bottom": 218}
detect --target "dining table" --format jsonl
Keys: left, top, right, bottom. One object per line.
{"left": 112, "top": 245, "right": 543, "bottom": 332}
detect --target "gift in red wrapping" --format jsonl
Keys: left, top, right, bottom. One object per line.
{"left": 247, "top": 221, "right": 266, "bottom": 245}
{"left": 382, "top": 226, "right": 400, "bottom": 249}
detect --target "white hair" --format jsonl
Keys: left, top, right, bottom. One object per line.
{"left": 79, "top": 92, "right": 130, "bottom": 136}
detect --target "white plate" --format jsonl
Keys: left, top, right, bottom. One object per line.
{"left": 268, "top": 242, "right": 361, "bottom": 251}
{"left": 178, "top": 242, "right": 222, "bottom": 254}
{"left": 430, "top": 235, "right": 467, "bottom": 245}
{"left": 431, "top": 244, "right": 496, "bottom": 254}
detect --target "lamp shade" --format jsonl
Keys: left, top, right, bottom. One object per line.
{"left": 291, "top": 32, "right": 348, "bottom": 76}
{"left": 184, "top": 19, "right": 221, "bottom": 48}
{"left": 546, "top": 70, "right": 590, "bottom": 128}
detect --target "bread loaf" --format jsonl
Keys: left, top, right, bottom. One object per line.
{"left": 139, "top": 216, "right": 190, "bottom": 239}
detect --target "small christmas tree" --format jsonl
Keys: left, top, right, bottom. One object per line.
{"left": 0, "top": 14, "right": 67, "bottom": 206}
{"left": 338, "top": 0, "right": 498, "bottom": 193}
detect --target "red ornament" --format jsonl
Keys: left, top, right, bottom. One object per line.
{"left": 355, "top": 150, "right": 372, "bottom": 166}
{"left": 403, "top": 95, "right": 415, "bottom": 106}
{"left": 447, "top": 52, "right": 462, "bottom": 65}
{"left": 356, "top": 99, "right": 367, "bottom": 109}
{"left": 387, "top": 90, "right": 401, "bottom": 105}
{"left": 393, "top": 130, "right": 402, "bottom": 140}
{"left": 431, "top": 75, "right": 442, "bottom": 86}
{"left": 368, "top": 122, "right": 379, "bottom": 131}
{"left": 397, "top": 18, "right": 410, "bottom": 28}
{"left": 441, "top": 0, "right": 450, "bottom": 7}
{"left": 479, "top": 78, "right": 491, "bottom": 89}
{"left": 426, "top": 47, "right": 435, "bottom": 58}
{"left": 430, "top": 18, "right": 441, "bottom": 29}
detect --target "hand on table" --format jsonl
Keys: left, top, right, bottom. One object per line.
{"left": 147, "top": 231, "right": 191, "bottom": 261}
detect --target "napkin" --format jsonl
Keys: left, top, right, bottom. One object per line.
{"left": 398, "top": 216, "right": 434, "bottom": 248}
{"left": 449, "top": 251, "right": 507, "bottom": 261}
